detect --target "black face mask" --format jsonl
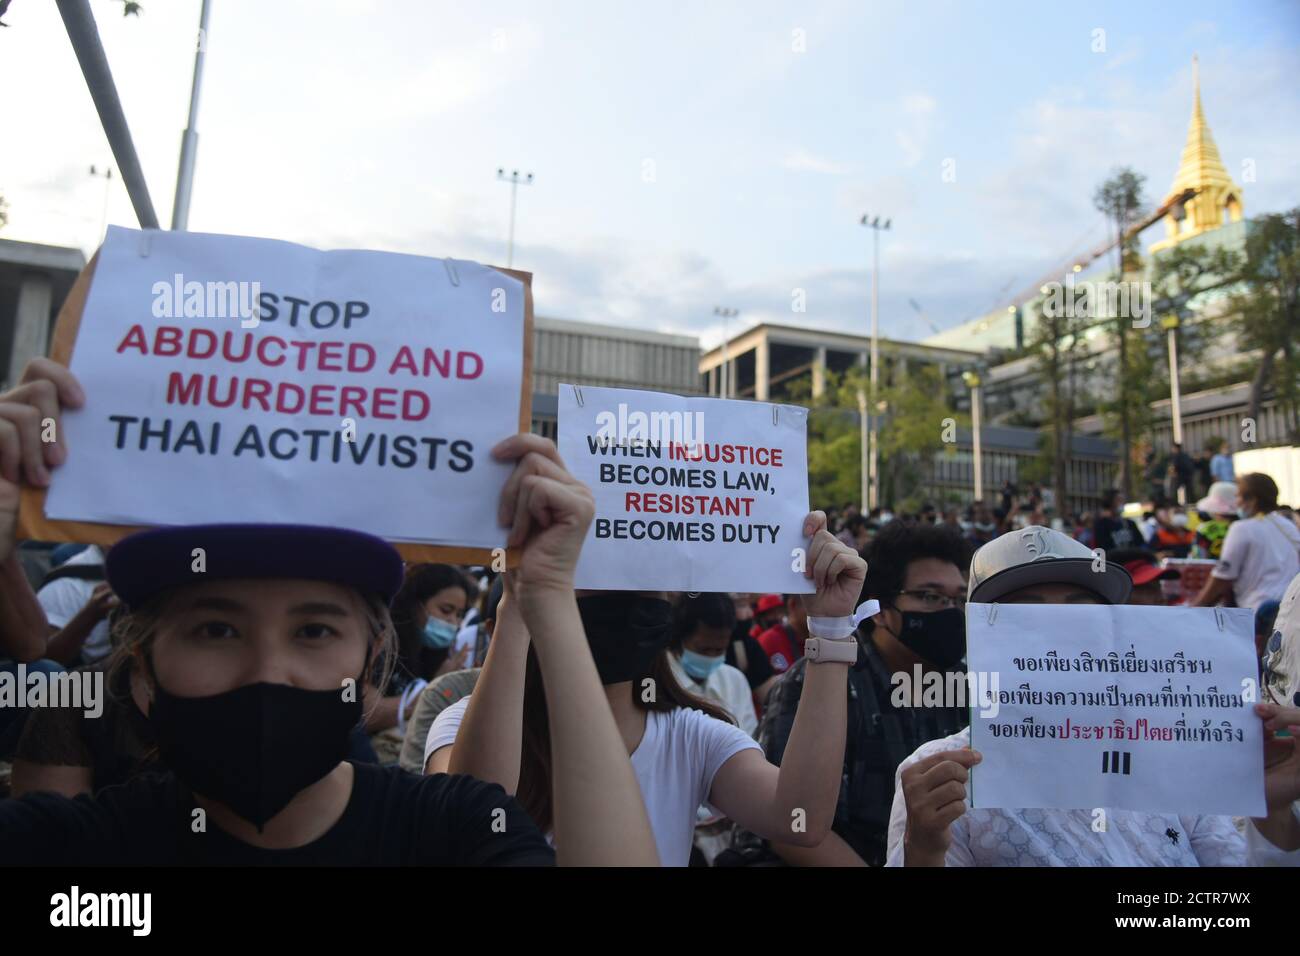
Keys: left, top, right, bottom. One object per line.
{"left": 148, "top": 671, "right": 363, "bottom": 830}
{"left": 893, "top": 607, "right": 967, "bottom": 670}
{"left": 576, "top": 594, "right": 672, "bottom": 685}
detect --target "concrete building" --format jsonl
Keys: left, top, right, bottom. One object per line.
{"left": 698, "top": 322, "right": 982, "bottom": 403}
{"left": 529, "top": 316, "right": 702, "bottom": 437}
{"left": 0, "top": 239, "right": 86, "bottom": 390}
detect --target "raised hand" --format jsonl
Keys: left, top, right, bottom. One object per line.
{"left": 0, "top": 359, "right": 86, "bottom": 563}
{"left": 900, "top": 748, "right": 981, "bottom": 866}
{"left": 801, "top": 510, "right": 867, "bottom": 618}
{"left": 491, "top": 434, "right": 593, "bottom": 598}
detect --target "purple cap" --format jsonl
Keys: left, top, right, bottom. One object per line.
{"left": 106, "top": 523, "right": 405, "bottom": 607}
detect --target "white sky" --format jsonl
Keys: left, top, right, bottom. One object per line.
{"left": 2, "top": 0, "right": 1298, "bottom": 344}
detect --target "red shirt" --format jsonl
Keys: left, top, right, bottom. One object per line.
{"left": 757, "top": 623, "right": 803, "bottom": 674}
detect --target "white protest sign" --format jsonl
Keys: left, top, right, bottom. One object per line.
{"left": 558, "top": 384, "right": 813, "bottom": 593}
{"left": 40, "top": 226, "right": 528, "bottom": 551}
{"left": 967, "top": 602, "right": 1265, "bottom": 817}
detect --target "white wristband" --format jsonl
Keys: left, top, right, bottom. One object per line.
{"left": 806, "top": 600, "right": 880, "bottom": 641}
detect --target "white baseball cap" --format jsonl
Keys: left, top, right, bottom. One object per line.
{"left": 968, "top": 525, "right": 1132, "bottom": 605}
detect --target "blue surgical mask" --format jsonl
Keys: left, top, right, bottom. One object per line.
{"left": 680, "top": 648, "right": 725, "bottom": 680}
{"left": 1236, "top": 507, "right": 1250, "bottom": 520}
{"left": 422, "top": 617, "right": 458, "bottom": 649}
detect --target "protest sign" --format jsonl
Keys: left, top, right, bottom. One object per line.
{"left": 20, "top": 226, "right": 532, "bottom": 563}
{"left": 967, "top": 602, "right": 1265, "bottom": 817}
{"left": 558, "top": 383, "right": 813, "bottom": 593}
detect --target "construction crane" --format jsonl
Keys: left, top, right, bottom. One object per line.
{"left": 907, "top": 299, "right": 942, "bottom": 336}
{"left": 1002, "top": 187, "right": 1199, "bottom": 311}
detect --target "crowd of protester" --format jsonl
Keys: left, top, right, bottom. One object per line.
{"left": 1, "top": 357, "right": 1299, "bottom": 865}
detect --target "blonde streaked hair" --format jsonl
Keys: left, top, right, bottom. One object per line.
{"left": 106, "top": 583, "right": 399, "bottom": 715}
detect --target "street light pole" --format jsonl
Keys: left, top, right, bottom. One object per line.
{"left": 963, "top": 371, "right": 984, "bottom": 503}
{"left": 714, "top": 307, "right": 738, "bottom": 398}
{"left": 1160, "top": 313, "right": 1185, "bottom": 503}
{"left": 496, "top": 168, "right": 534, "bottom": 268}
{"left": 170, "top": 0, "right": 212, "bottom": 231}
{"left": 856, "top": 388, "right": 868, "bottom": 513}
{"left": 89, "top": 164, "right": 113, "bottom": 244}
{"left": 860, "top": 214, "right": 891, "bottom": 510}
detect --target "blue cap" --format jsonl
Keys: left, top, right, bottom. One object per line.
{"left": 106, "top": 523, "right": 405, "bottom": 608}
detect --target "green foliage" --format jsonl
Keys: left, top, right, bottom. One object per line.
{"left": 801, "top": 363, "right": 965, "bottom": 511}
{"left": 1234, "top": 208, "right": 1300, "bottom": 442}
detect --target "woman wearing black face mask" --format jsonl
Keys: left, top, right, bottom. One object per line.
{"left": 0, "top": 362, "right": 657, "bottom": 866}
{"left": 425, "top": 512, "right": 867, "bottom": 866}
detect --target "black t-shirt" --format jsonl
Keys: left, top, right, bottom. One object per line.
{"left": 0, "top": 762, "right": 555, "bottom": 866}
{"left": 726, "top": 624, "right": 774, "bottom": 690}
{"left": 1094, "top": 515, "right": 1143, "bottom": 552}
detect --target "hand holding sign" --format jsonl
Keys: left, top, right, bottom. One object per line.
{"left": 492, "top": 433, "right": 595, "bottom": 599}
{"left": 0, "top": 360, "right": 85, "bottom": 563}
{"left": 1257, "top": 703, "right": 1300, "bottom": 813}
{"left": 800, "top": 509, "right": 867, "bottom": 618}
{"left": 900, "top": 748, "right": 982, "bottom": 867}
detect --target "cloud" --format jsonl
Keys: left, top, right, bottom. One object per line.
{"left": 902, "top": 93, "right": 937, "bottom": 115}
{"left": 895, "top": 92, "right": 938, "bottom": 168}
{"left": 782, "top": 148, "right": 851, "bottom": 175}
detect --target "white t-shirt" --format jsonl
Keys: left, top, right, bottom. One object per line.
{"left": 1212, "top": 513, "right": 1300, "bottom": 611}
{"left": 425, "top": 694, "right": 760, "bottom": 866}
{"left": 667, "top": 653, "right": 758, "bottom": 737}
{"left": 37, "top": 545, "right": 110, "bottom": 662}
{"left": 884, "top": 727, "right": 1247, "bottom": 866}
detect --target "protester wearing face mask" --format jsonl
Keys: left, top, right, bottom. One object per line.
{"left": 424, "top": 513, "right": 866, "bottom": 867}
{"left": 1193, "top": 473, "right": 1300, "bottom": 612}
{"left": 750, "top": 593, "right": 785, "bottom": 638}
{"left": 0, "top": 361, "right": 658, "bottom": 866}
{"left": 727, "top": 520, "right": 971, "bottom": 866}
{"left": 669, "top": 593, "right": 758, "bottom": 736}
{"left": 887, "top": 526, "right": 1260, "bottom": 866}
{"left": 724, "top": 593, "right": 778, "bottom": 709}
{"left": 757, "top": 593, "right": 809, "bottom": 674}
{"left": 1191, "top": 481, "right": 1239, "bottom": 560}
{"left": 370, "top": 565, "right": 478, "bottom": 740}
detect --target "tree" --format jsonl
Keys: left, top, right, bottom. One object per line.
{"left": 1235, "top": 208, "right": 1300, "bottom": 443}
{"left": 796, "top": 363, "right": 965, "bottom": 512}
{"left": 876, "top": 365, "right": 968, "bottom": 511}
{"left": 789, "top": 370, "right": 862, "bottom": 511}
{"left": 1093, "top": 167, "right": 1146, "bottom": 498}
{"left": 1028, "top": 295, "right": 1088, "bottom": 514}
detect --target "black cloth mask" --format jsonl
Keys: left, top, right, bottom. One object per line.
{"left": 576, "top": 595, "right": 673, "bottom": 685}
{"left": 149, "top": 670, "right": 363, "bottom": 830}
{"left": 894, "top": 607, "right": 967, "bottom": 670}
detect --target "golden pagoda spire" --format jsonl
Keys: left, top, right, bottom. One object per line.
{"left": 1151, "top": 55, "right": 1244, "bottom": 252}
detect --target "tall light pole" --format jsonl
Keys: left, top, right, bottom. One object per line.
{"left": 860, "top": 214, "right": 891, "bottom": 510}
{"left": 89, "top": 164, "right": 113, "bottom": 244}
{"left": 1160, "top": 313, "right": 1185, "bottom": 503}
{"left": 856, "top": 389, "right": 869, "bottom": 511}
{"left": 496, "top": 168, "right": 533, "bottom": 268}
{"left": 714, "top": 307, "right": 738, "bottom": 397}
{"left": 170, "top": 0, "right": 212, "bottom": 231}
{"left": 963, "top": 371, "right": 984, "bottom": 503}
